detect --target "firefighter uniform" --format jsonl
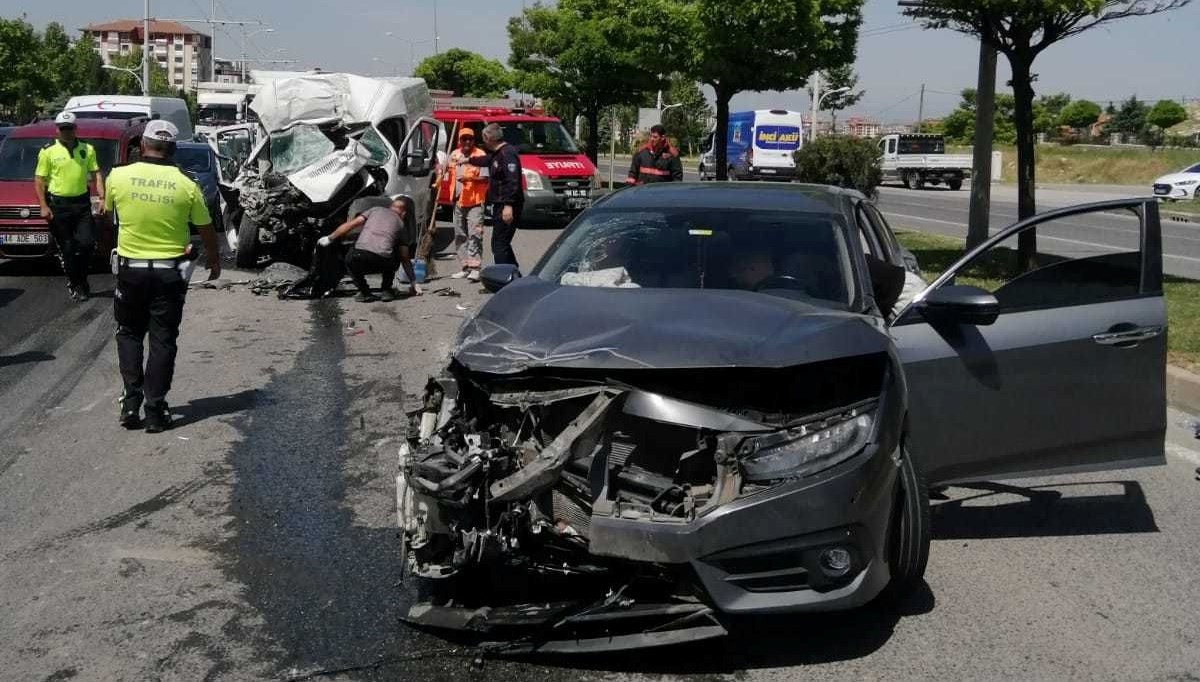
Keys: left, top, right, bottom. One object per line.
{"left": 35, "top": 112, "right": 102, "bottom": 298}
{"left": 626, "top": 142, "right": 684, "bottom": 184}
{"left": 472, "top": 141, "right": 524, "bottom": 267}
{"left": 104, "top": 120, "right": 212, "bottom": 431}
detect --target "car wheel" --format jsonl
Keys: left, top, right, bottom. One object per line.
{"left": 948, "top": 178, "right": 963, "bottom": 191}
{"left": 881, "top": 445, "right": 931, "bottom": 601}
{"left": 1194, "top": 185, "right": 1200, "bottom": 201}
{"left": 235, "top": 214, "right": 261, "bottom": 269}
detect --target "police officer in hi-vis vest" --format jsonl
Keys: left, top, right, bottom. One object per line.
{"left": 104, "top": 120, "right": 221, "bottom": 433}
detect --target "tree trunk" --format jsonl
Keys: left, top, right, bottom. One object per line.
{"left": 1009, "top": 54, "right": 1038, "bottom": 271}
{"left": 966, "top": 42, "right": 997, "bottom": 252}
{"left": 714, "top": 87, "right": 732, "bottom": 181}
{"left": 584, "top": 106, "right": 600, "bottom": 164}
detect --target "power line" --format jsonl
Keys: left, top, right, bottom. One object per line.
{"left": 869, "top": 89, "right": 921, "bottom": 117}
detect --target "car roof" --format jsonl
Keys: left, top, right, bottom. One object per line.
{"left": 596, "top": 182, "right": 862, "bottom": 213}
{"left": 8, "top": 119, "right": 143, "bottom": 140}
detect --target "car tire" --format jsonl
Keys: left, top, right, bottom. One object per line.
{"left": 881, "top": 445, "right": 931, "bottom": 601}
{"left": 948, "top": 178, "right": 963, "bottom": 191}
{"left": 235, "top": 214, "right": 261, "bottom": 269}
{"left": 1194, "top": 185, "right": 1200, "bottom": 201}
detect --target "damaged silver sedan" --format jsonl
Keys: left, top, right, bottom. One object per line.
{"left": 397, "top": 183, "right": 1168, "bottom": 652}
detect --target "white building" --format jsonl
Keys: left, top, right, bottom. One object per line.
{"left": 82, "top": 20, "right": 213, "bottom": 92}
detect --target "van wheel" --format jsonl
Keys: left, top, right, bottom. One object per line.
{"left": 880, "top": 445, "right": 931, "bottom": 602}
{"left": 698, "top": 164, "right": 706, "bottom": 181}
{"left": 235, "top": 215, "right": 262, "bottom": 269}
{"left": 727, "top": 166, "right": 738, "bottom": 181}
{"left": 948, "top": 178, "right": 963, "bottom": 191}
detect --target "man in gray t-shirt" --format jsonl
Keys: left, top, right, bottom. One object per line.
{"left": 318, "top": 198, "right": 421, "bottom": 302}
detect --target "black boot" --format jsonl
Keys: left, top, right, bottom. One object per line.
{"left": 118, "top": 391, "right": 143, "bottom": 429}
{"left": 143, "top": 403, "right": 173, "bottom": 434}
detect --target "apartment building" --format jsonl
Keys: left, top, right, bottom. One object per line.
{"left": 82, "top": 20, "right": 212, "bottom": 92}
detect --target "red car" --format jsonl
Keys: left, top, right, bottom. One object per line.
{"left": 434, "top": 106, "right": 598, "bottom": 226}
{"left": 0, "top": 118, "right": 146, "bottom": 260}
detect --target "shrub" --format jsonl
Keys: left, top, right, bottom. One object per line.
{"left": 794, "top": 135, "right": 883, "bottom": 197}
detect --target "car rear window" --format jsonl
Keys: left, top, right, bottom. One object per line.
{"left": 0, "top": 137, "right": 118, "bottom": 180}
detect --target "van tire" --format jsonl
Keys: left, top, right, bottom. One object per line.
{"left": 728, "top": 166, "right": 738, "bottom": 181}
{"left": 235, "top": 215, "right": 261, "bottom": 269}
{"left": 880, "top": 445, "right": 931, "bottom": 602}
{"left": 948, "top": 178, "right": 963, "bottom": 191}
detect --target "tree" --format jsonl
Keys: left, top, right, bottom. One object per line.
{"left": 1057, "top": 99, "right": 1101, "bottom": 135}
{"left": 108, "top": 47, "right": 173, "bottom": 95}
{"left": 665, "top": 0, "right": 863, "bottom": 180}
{"left": 795, "top": 135, "right": 882, "bottom": 197}
{"left": 1146, "top": 100, "right": 1189, "bottom": 139}
{"left": 508, "top": 0, "right": 667, "bottom": 162}
{"left": 1034, "top": 92, "right": 1072, "bottom": 135}
{"left": 414, "top": 48, "right": 511, "bottom": 97}
{"left": 940, "top": 89, "right": 1016, "bottom": 145}
{"left": 0, "top": 17, "right": 49, "bottom": 122}
{"left": 809, "top": 63, "right": 864, "bottom": 130}
{"left": 660, "top": 74, "right": 712, "bottom": 155}
{"left": 904, "top": 0, "right": 1191, "bottom": 271}
{"left": 1109, "top": 95, "right": 1149, "bottom": 141}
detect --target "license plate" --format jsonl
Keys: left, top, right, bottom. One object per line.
{"left": 759, "top": 168, "right": 777, "bottom": 174}
{"left": 567, "top": 197, "right": 591, "bottom": 210}
{"left": 1154, "top": 187, "right": 1170, "bottom": 195}
{"left": 564, "top": 189, "right": 589, "bottom": 198}
{"left": 0, "top": 232, "right": 49, "bottom": 245}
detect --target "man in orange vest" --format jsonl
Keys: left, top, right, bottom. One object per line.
{"left": 626, "top": 124, "right": 684, "bottom": 185}
{"left": 447, "top": 127, "right": 489, "bottom": 281}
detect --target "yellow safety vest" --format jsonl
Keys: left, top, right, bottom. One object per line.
{"left": 35, "top": 140, "right": 99, "bottom": 197}
{"left": 105, "top": 160, "right": 212, "bottom": 259}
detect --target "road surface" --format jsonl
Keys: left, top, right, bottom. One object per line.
{"left": 1, "top": 223, "right": 1199, "bottom": 680}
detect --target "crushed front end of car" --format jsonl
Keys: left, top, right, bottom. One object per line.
{"left": 396, "top": 284, "right": 906, "bottom": 653}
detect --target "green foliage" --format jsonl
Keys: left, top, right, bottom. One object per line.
{"left": 940, "top": 89, "right": 1016, "bottom": 145}
{"left": 1033, "top": 92, "right": 1072, "bottom": 134}
{"left": 794, "top": 135, "right": 882, "bottom": 197}
{"left": 414, "top": 48, "right": 511, "bottom": 97}
{"left": 108, "top": 47, "right": 173, "bottom": 96}
{"left": 0, "top": 18, "right": 115, "bottom": 122}
{"left": 810, "top": 63, "right": 865, "bottom": 127}
{"left": 0, "top": 17, "right": 49, "bottom": 122}
{"left": 660, "top": 75, "right": 712, "bottom": 155}
{"left": 508, "top": 0, "right": 668, "bottom": 161}
{"left": 1109, "top": 95, "right": 1149, "bottom": 140}
{"left": 1057, "top": 99, "right": 1101, "bottom": 130}
{"left": 1147, "top": 99, "right": 1189, "bottom": 132}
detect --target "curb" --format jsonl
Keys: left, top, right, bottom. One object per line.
{"left": 1167, "top": 365, "right": 1200, "bottom": 417}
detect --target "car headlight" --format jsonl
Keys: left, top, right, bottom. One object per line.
{"left": 522, "top": 168, "right": 545, "bottom": 191}
{"left": 1175, "top": 180, "right": 1198, "bottom": 186}
{"left": 741, "top": 408, "right": 875, "bottom": 483}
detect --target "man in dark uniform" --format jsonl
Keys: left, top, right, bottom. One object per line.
{"left": 626, "top": 124, "right": 684, "bottom": 185}
{"left": 34, "top": 111, "right": 105, "bottom": 301}
{"left": 470, "top": 123, "right": 524, "bottom": 267}
{"left": 105, "top": 120, "right": 221, "bottom": 433}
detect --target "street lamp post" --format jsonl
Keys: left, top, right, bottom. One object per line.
{"left": 240, "top": 27, "right": 274, "bottom": 82}
{"left": 817, "top": 86, "right": 850, "bottom": 136}
{"left": 103, "top": 64, "right": 145, "bottom": 94}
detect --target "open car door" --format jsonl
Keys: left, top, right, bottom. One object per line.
{"left": 208, "top": 124, "right": 256, "bottom": 186}
{"left": 891, "top": 199, "right": 1167, "bottom": 485}
{"left": 389, "top": 116, "right": 442, "bottom": 236}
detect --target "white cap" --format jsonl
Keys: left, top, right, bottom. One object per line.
{"left": 54, "top": 111, "right": 77, "bottom": 127}
{"left": 144, "top": 119, "right": 179, "bottom": 143}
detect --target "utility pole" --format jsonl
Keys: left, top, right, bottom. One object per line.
{"left": 175, "top": 11, "right": 263, "bottom": 82}
{"left": 916, "top": 83, "right": 925, "bottom": 133}
{"left": 433, "top": 0, "right": 440, "bottom": 55}
{"left": 143, "top": 0, "right": 150, "bottom": 95}
{"left": 810, "top": 70, "right": 821, "bottom": 143}
{"left": 967, "top": 44, "right": 997, "bottom": 250}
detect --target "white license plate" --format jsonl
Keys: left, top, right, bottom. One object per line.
{"left": 1154, "top": 188, "right": 1171, "bottom": 195}
{"left": 567, "top": 197, "right": 591, "bottom": 210}
{"left": 0, "top": 232, "right": 49, "bottom": 245}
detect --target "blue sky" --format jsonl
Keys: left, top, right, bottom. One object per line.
{"left": 6, "top": 0, "right": 1198, "bottom": 121}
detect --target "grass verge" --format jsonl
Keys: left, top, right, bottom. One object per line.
{"left": 894, "top": 229, "right": 1200, "bottom": 372}
{"left": 946, "top": 144, "right": 1200, "bottom": 186}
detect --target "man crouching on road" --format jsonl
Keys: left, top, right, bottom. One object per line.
{"left": 106, "top": 120, "right": 221, "bottom": 433}
{"left": 318, "top": 198, "right": 421, "bottom": 302}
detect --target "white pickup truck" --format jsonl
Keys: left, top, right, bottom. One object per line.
{"left": 878, "top": 133, "right": 972, "bottom": 190}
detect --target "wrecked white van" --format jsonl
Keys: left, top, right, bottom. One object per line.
{"left": 213, "top": 74, "right": 441, "bottom": 268}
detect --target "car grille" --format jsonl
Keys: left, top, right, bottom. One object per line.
{"left": 549, "top": 176, "right": 592, "bottom": 195}
{"left": 0, "top": 205, "right": 41, "bottom": 220}
{"left": 1154, "top": 184, "right": 1173, "bottom": 195}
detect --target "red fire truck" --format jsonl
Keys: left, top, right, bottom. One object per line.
{"left": 434, "top": 98, "right": 598, "bottom": 226}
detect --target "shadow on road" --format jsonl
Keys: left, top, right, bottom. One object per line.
{"left": 932, "top": 480, "right": 1158, "bottom": 539}
{"left": 0, "top": 259, "right": 59, "bottom": 278}
{"left": 0, "top": 350, "right": 55, "bottom": 368}
{"left": 0, "top": 288, "right": 22, "bottom": 309}
{"left": 171, "top": 389, "right": 260, "bottom": 427}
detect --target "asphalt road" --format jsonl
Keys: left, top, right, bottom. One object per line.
{"left": 1, "top": 225, "right": 1199, "bottom": 681}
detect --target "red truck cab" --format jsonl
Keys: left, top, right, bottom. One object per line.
{"left": 0, "top": 119, "right": 145, "bottom": 260}
{"left": 434, "top": 105, "right": 597, "bottom": 226}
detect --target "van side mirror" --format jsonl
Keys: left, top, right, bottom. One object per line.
{"left": 481, "top": 264, "right": 521, "bottom": 293}
{"left": 919, "top": 285, "right": 1000, "bottom": 326}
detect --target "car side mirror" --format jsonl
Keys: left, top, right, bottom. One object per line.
{"left": 920, "top": 285, "right": 1000, "bottom": 326}
{"left": 480, "top": 264, "right": 521, "bottom": 293}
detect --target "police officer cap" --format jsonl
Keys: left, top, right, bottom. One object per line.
{"left": 54, "top": 111, "right": 77, "bottom": 128}
{"left": 145, "top": 120, "right": 179, "bottom": 143}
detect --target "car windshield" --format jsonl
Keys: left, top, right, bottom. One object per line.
{"left": 270, "top": 124, "right": 335, "bottom": 175}
{"left": 898, "top": 137, "right": 945, "bottom": 154}
{"left": 176, "top": 146, "right": 212, "bottom": 174}
{"left": 533, "top": 207, "right": 857, "bottom": 309}
{"left": 499, "top": 121, "right": 579, "bottom": 154}
{"left": 0, "top": 137, "right": 118, "bottom": 180}
{"left": 1184, "top": 163, "right": 1200, "bottom": 174}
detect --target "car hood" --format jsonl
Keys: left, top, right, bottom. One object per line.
{"left": 1154, "top": 172, "right": 1200, "bottom": 184}
{"left": 0, "top": 180, "right": 38, "bottom": 204}
{"left": 453, "top": 278, "right": 890, "bottom": 375}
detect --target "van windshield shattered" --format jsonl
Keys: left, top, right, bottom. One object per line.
{"left": 270, "top": 124, "right": 334, "bottom": 175}
{"left": 533, "top": 207, "right": 856, "bottom": 308}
